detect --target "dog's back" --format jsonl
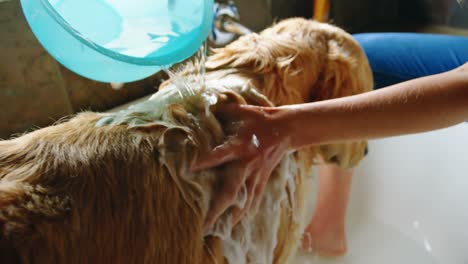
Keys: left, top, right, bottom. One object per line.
{"left": 0, "top": 111, "right": 225, "bottom": 263}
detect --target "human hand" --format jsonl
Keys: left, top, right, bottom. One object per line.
{"left": 192, "top": 103, "right": 290, "bottom": 232}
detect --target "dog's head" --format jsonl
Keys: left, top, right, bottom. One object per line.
{"left": 206, "top": 18, "right": 373, "bottom": 168}
{"left": 206, "top": 18, "right": 373, "bottom": 107}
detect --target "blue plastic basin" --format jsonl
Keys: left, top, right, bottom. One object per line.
{"left": 21, "top": 0, "right": 214, "bottom": 83}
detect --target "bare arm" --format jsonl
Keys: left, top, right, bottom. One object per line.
{"left": 195, "top": 63, "right": 468, "bottom": 230}
{"left": 281, "top": 63, "right": 468, "bottom": 149}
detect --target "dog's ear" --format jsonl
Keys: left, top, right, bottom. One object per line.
{"left": 314, "top": 36, "right": 374, "bottom": 101}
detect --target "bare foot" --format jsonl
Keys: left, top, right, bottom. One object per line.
{"left": 300, "top": 164, "right": 352, "bottom": 256}
{"left": 301, "top": 217, "right": 347, "bottom": 256}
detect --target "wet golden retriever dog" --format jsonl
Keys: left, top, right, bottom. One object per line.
{"left": 0, "top": 18, "right": 372, "bottom": 263}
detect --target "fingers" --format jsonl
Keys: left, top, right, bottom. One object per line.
{"left": 216, "top": 103, "right": 274, "bottom": 123}
{"left": 250, "top": 171, "right": 269, "bottom": 216}
{"left": 231, "top": 168, "right": 272, "bottom": 226}
{"left": 192, "top": 105, "right": 254, "bottom": 172}
{"left": 213, "top": 103, "right": 244, "bottom": 121}
{"left": 204, "top": 161, "right": 249, "bottom": 231}
{"left": 231, "top": 174, "right": 258, "bottom": 225}
{"left": 193, "top": 104, "right": 270, "bottom": 172}
{"left": 204, "top": 155, "right": 279, "bottom": 231}
{"left": 192, "top": 140, "right": 246, "bottom": 171}
{"left": 249, "top": 156, "right": 280, "bottom": 215}
{"left": 231, "top": 160, "right": 273, "bottom": 226}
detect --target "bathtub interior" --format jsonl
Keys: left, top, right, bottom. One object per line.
{"left": 295, "top": 123, "right": 468, "bottom": 263}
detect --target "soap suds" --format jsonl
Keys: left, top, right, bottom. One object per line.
{"left": 96, "top": 69, "right": 307, "bottom": 264}
{"left": 207, "top": 154, "right": 300, "bottom": 264}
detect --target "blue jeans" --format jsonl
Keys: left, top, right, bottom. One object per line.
{"left": 353, "top": 33, "right": 468, "bottom": 89}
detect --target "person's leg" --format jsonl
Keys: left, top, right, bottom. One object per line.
{"left": 353, "top": 33, "right": 468, "bottom": 88}
{"left": 302, "top": 164, "right": 353, "bottom": 256}
{"left": 302, "top": 33, "right": 468, "bottom": 256}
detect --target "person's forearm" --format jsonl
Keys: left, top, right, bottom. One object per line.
{"left": 278, "top": 64, "right": 468, "bottom": 149}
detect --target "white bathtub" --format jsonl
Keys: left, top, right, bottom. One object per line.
{"left": 296, "top": 123, "right": 468, "bottom": 263}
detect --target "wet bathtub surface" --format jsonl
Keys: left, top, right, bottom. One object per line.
{"left": 295, "top": 123, "right": 468, "bottom": 264}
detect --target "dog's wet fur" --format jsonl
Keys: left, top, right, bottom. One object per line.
{"left": 0, "top": 18, "right": 372, "bottom": 263}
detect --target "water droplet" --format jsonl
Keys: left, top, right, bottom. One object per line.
{"left": 251, "top": 134, "right": 260, "bottom": 148}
